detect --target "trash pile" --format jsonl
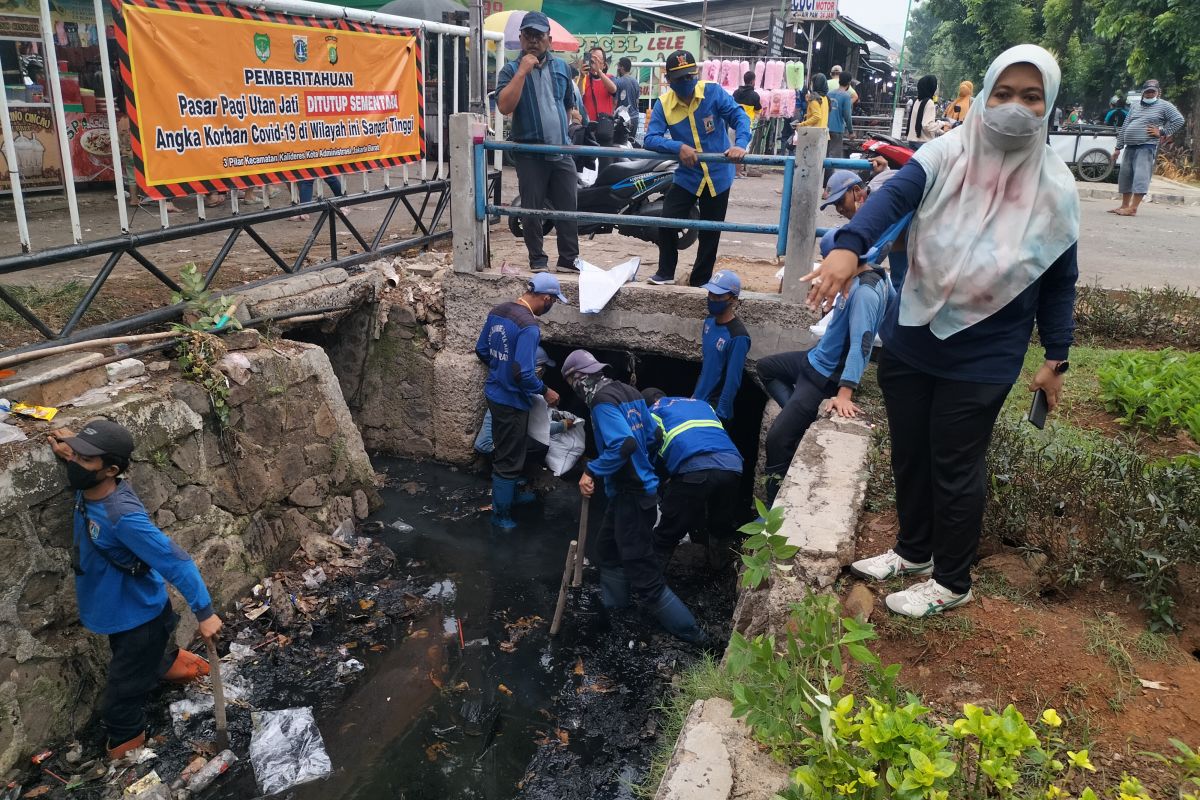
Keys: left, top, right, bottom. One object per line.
{"left": 6, "top": 518, "right": 431, "bottom": 800}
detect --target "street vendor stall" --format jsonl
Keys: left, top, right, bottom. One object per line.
{"left": 1049, "top": 125, "right": 1122, "bottom": 182}
{"left": 0, "top": 0, "right": 125, "bottom": 194}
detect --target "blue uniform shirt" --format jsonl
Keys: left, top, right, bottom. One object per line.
{"left": 475, "top": 301, "right": 546, "bottom": 410}
{"left": 693, "top": 316, "right": 750, "bottom": 421}
{"left": 644, "top": 81, "right": 751, "bottom": 197}
{"left": 807, "top": 269, "right": 894, "bottom": 389}
{"left": 74, "top": 481, "right": 213, "bottom": 635}
{"left": 649, "top": 396, "right": 743, "bottom": 476}
{"left": 585, "top": 381, "right": 659, "bottom": 497}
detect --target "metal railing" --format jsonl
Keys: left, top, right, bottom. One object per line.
{"left": 476, "top": 140, "right": 871, "bottom": 258}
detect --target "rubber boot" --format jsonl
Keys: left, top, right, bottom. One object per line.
{"left": 765, "top": 379, "right": 792, "bottom": 409}
{"left": 106, "top": 731, "right": 146, "bottom": 761}
{"left": 162, "top": 648, "right": 209, "bottom": 684}
{"left": 598, "top": 567, "right": 632, "bottom": 610}
{"left": 514, "top": 477, "right": 537, "bottom": 506}
{"left": 649, "top": 586, "right": 707, "bottom": 645}
{"left": 491, "top": 476, "right": 518, "bottom": 531}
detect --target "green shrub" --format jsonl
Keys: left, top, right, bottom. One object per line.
{"left": 723, "top": 587, "right": 1200, "bottom": 800}
{"left": 1097, "top": 349, "right": 1200, "bottom": 442}
{"left": 985, "top": 415, "right": 1199, "bottom": 631}
{"left": 1074, "top": 285, "right": 1200, "bottom": 350}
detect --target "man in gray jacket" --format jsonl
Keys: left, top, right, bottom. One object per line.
{"left": 1110, "top": 79, "right": 1185, "bottom": 217}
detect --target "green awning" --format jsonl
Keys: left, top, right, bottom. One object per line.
{"left": 830, "top": 19, "right": 865, "bottom": 47}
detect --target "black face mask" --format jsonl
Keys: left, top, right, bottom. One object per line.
{"left": 534, "top": 298, "right": 554, "bottom": 316}
{"left": 67, "top": 461, "right": 105, "bottom": 491}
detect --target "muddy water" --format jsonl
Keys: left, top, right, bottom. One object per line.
{"left": 273, "top": 459, "right": 734, "bottom": 800}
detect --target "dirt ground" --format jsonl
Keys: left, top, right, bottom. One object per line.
{"left": 849, "top": 507, "right": 1200, "bottom": 790}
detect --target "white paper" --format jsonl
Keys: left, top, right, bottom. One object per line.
{"left": 578, "top": 257, "right": 641, "bottom": 314}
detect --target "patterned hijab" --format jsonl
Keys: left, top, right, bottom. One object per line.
{"left": 901, "top": 44, "right": 1079, "bottom": 338}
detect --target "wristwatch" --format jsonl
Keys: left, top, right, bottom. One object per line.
{"left": 1051, "top": 360, "right": 1070, "bottom": 375}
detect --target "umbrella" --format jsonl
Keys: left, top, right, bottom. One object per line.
{"left": 484, "top": 10, "right": 579, "bottom": 52}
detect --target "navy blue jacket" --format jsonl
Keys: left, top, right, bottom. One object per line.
{"left": 832, "top": 161, "right": 1077, "bottom": 384}
{"left": 585, "top": 381, "right": 659, "bottom": 497}
{"left": 693, "top": 316, "right": 750, "bottom": 421}
{"left": 475, "top": 301, "right": 546, "bottom": 410}
{"left": 649, "top": 396, "right": 743, "bottom": 476}
{"left": 74, "top": 481, "right": 213, "bottom": 635}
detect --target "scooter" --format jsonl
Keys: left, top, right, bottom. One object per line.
{"left": 507, "top": 113, "right": 699, "bottom": 250}
{"left": 860, "top": 133, "right": 915, "bottom": 170}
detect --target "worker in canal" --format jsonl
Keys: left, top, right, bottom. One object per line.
{"left": 692, "top": 269, "right": 750, "bottom": 424}
{"left": 640, "top": 388, "right": 743, "bottom": 568}
{"left": 643, "top": 49, "right": 751, "bottom": 288}
{"left": 47, "top": 420, "right": 224, "bottom": 760}
{"left": 476, "top": 274, "right": 567, "bottom": 530}
{"left": 561, "top": 350, "right": 707, "bottom": 645}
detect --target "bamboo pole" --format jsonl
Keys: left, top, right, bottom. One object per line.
{"left": 571, "top": 497, "right": 589, "bottom": 588}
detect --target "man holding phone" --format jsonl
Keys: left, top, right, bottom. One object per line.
{"left": 496, "top": 12, "right": 580, "bottom": 274}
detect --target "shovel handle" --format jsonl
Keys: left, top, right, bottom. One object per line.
{"left": 571, "top": 497, "right": 589, "bottom": 588}
{"left": 205, "top": 637, "right": 230, "bottom": 752}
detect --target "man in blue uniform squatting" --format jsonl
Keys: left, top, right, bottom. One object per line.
{"left": 692, "top": 269, "right": 750, "bottom": 424}
{"left": 476, "top": 273, "right": 567, "bottom": 529}
{"left": 644, "top": 50, "right": 751, "bottom": 288}
{"left": 560, "top": 350, "right": 707, "bottom": 645}
{"left": 640, "top": 388, "right": 743, "bottom": 568}
{"left": 47, "top": 420, "right": 223, "bottom": 760}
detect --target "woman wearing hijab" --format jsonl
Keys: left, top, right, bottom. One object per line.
{"left": 905, "top": 74, "right": 944, "bottom": 147}
{"left": 946, "top": 80, "right": 973, "bottom": 125}
{"left": 793, "top": 73, "right": 829, "bottom": 136}
{"left": 804, "top": 45, "right": 1079, "bottom": 618}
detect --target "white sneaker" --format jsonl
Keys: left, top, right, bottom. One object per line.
{"left": 885, "top": 579, "right": 972, "bottom": 618}
{"left": 849, "top": 549, "right": 933, "bottom": 581}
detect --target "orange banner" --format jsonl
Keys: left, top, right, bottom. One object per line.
{"left": 122, "top": 3, "right": 422, "bottom": 194}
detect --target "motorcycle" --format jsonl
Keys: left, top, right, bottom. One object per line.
{"left": 508, "top": 112, "right": 700, "bottom": 250}
{"left": 860, "top": 132, "right": 915, "bottom": 170}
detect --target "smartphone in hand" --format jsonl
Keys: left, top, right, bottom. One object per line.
{"left": 1027, "top": 388, "right": 1048, "bottom": 430}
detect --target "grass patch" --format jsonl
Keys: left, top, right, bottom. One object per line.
{"left": 635, "top": 654, "right": 735, "bottom": 799}
{"left": 1084, "top": 614, "right": 1139, "bottom": 710}
{"left": 0, "top": 280, "right": 123, "bottom": 332}
{"left": 877, "top": 610, "right": 976, "bottom": 640}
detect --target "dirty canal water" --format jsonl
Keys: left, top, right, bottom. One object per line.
{"left": 199, "top": 458, "right": 736, "bottom": 799}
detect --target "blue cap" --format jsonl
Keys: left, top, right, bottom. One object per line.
{"left": 528, "top": 272, "right": 569, "bottom": 303}
{"left": 519, "top": 10, "right": 551, "bottom": 33}
{"left": 820, "top": 170, "right": 865, "bottom": 209}
{"left": 701, "top": 269, "right": 742, "bottom": 297}
{"left": 819, "top": 228, "right": 839, "bottom": 258}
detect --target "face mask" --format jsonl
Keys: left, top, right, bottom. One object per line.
{"left": 534, "top": 298, "right": 553, "bottom": 316}
{"left": 671, "top": 77, "right": 697, "bottom": 98}
{"left": 707, "top": 299, "right": 729, "bottom": 316}
{"left": 67, "top": 461, "right": 105, "bottom": 491}
{"left": 572, "top": 373, "right": 606, "bottom": 404}
{"left": 979, "top": 102, "right": 1043, "bottom": 152}
{"left": 1142, "top": 96, "right": 1158, "bottom": 105}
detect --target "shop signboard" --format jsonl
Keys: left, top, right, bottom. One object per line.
{"left": 0, "top": 105, "right": 65, "bottom": 192}
{"left": 574, "top": 31, "right": 701, "bottom": 65}
{"left": 789, "top": 0, "right": 838, "bottom": 22}
{"left": 117, "top": 0, "right": 424, "bottom": 199}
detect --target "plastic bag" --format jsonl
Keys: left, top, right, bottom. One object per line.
{"left": 546, "top": 417, "right": 587, "bottom": 477}
{"left": 249, "top": 707, "right": 332, "bottom": 795}
{"left": 578, "top": 257, "right": 640, "bottom": 314}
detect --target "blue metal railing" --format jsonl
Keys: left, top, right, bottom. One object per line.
{"left": 475, "top": 140, "right": 872, "bottom": 259}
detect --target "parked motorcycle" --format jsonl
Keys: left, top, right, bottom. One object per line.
{"left": 860, "top": 133, "right": 915, "bottom": 170}
{"left": 508, "top": 112, "right": 699, "bottom": 250}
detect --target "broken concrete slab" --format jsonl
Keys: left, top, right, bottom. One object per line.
{"left": 1, "top": 351, "right": 108, "bottom": 407}
{"left": 653, "top": 698, "right": 789, "bottom": 800}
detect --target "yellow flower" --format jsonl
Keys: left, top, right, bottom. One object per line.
{"left": 835, "top": 780, "right": 858, "bottom": 796}
{"left": 1041, "top": 709, "right": 1063, "bottom": 728}
{"left": 1067, "top": 750, "right": 1096, "bottom": 772}
{"left": 1046, "top": 785, "right": 1070, "bottom": 800}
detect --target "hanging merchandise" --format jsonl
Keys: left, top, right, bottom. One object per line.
{"left": 754, "top": 60, "right": 766, "bottom": 89}
{"left": 785, "top": 61, "right": 805, "bottom": 89}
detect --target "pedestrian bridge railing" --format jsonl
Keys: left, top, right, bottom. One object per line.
{"left": 475, "top": 140, "right": 872, "bottom": 260}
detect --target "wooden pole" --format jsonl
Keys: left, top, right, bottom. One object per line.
{"left": 571, "top": 497, "right": 590, "bottom": 588}
{"left": 549, "top": 540, "right": 578, "bottom": 637}
{"left": 205, "top": 638, "right": 229, "bottom": 752}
